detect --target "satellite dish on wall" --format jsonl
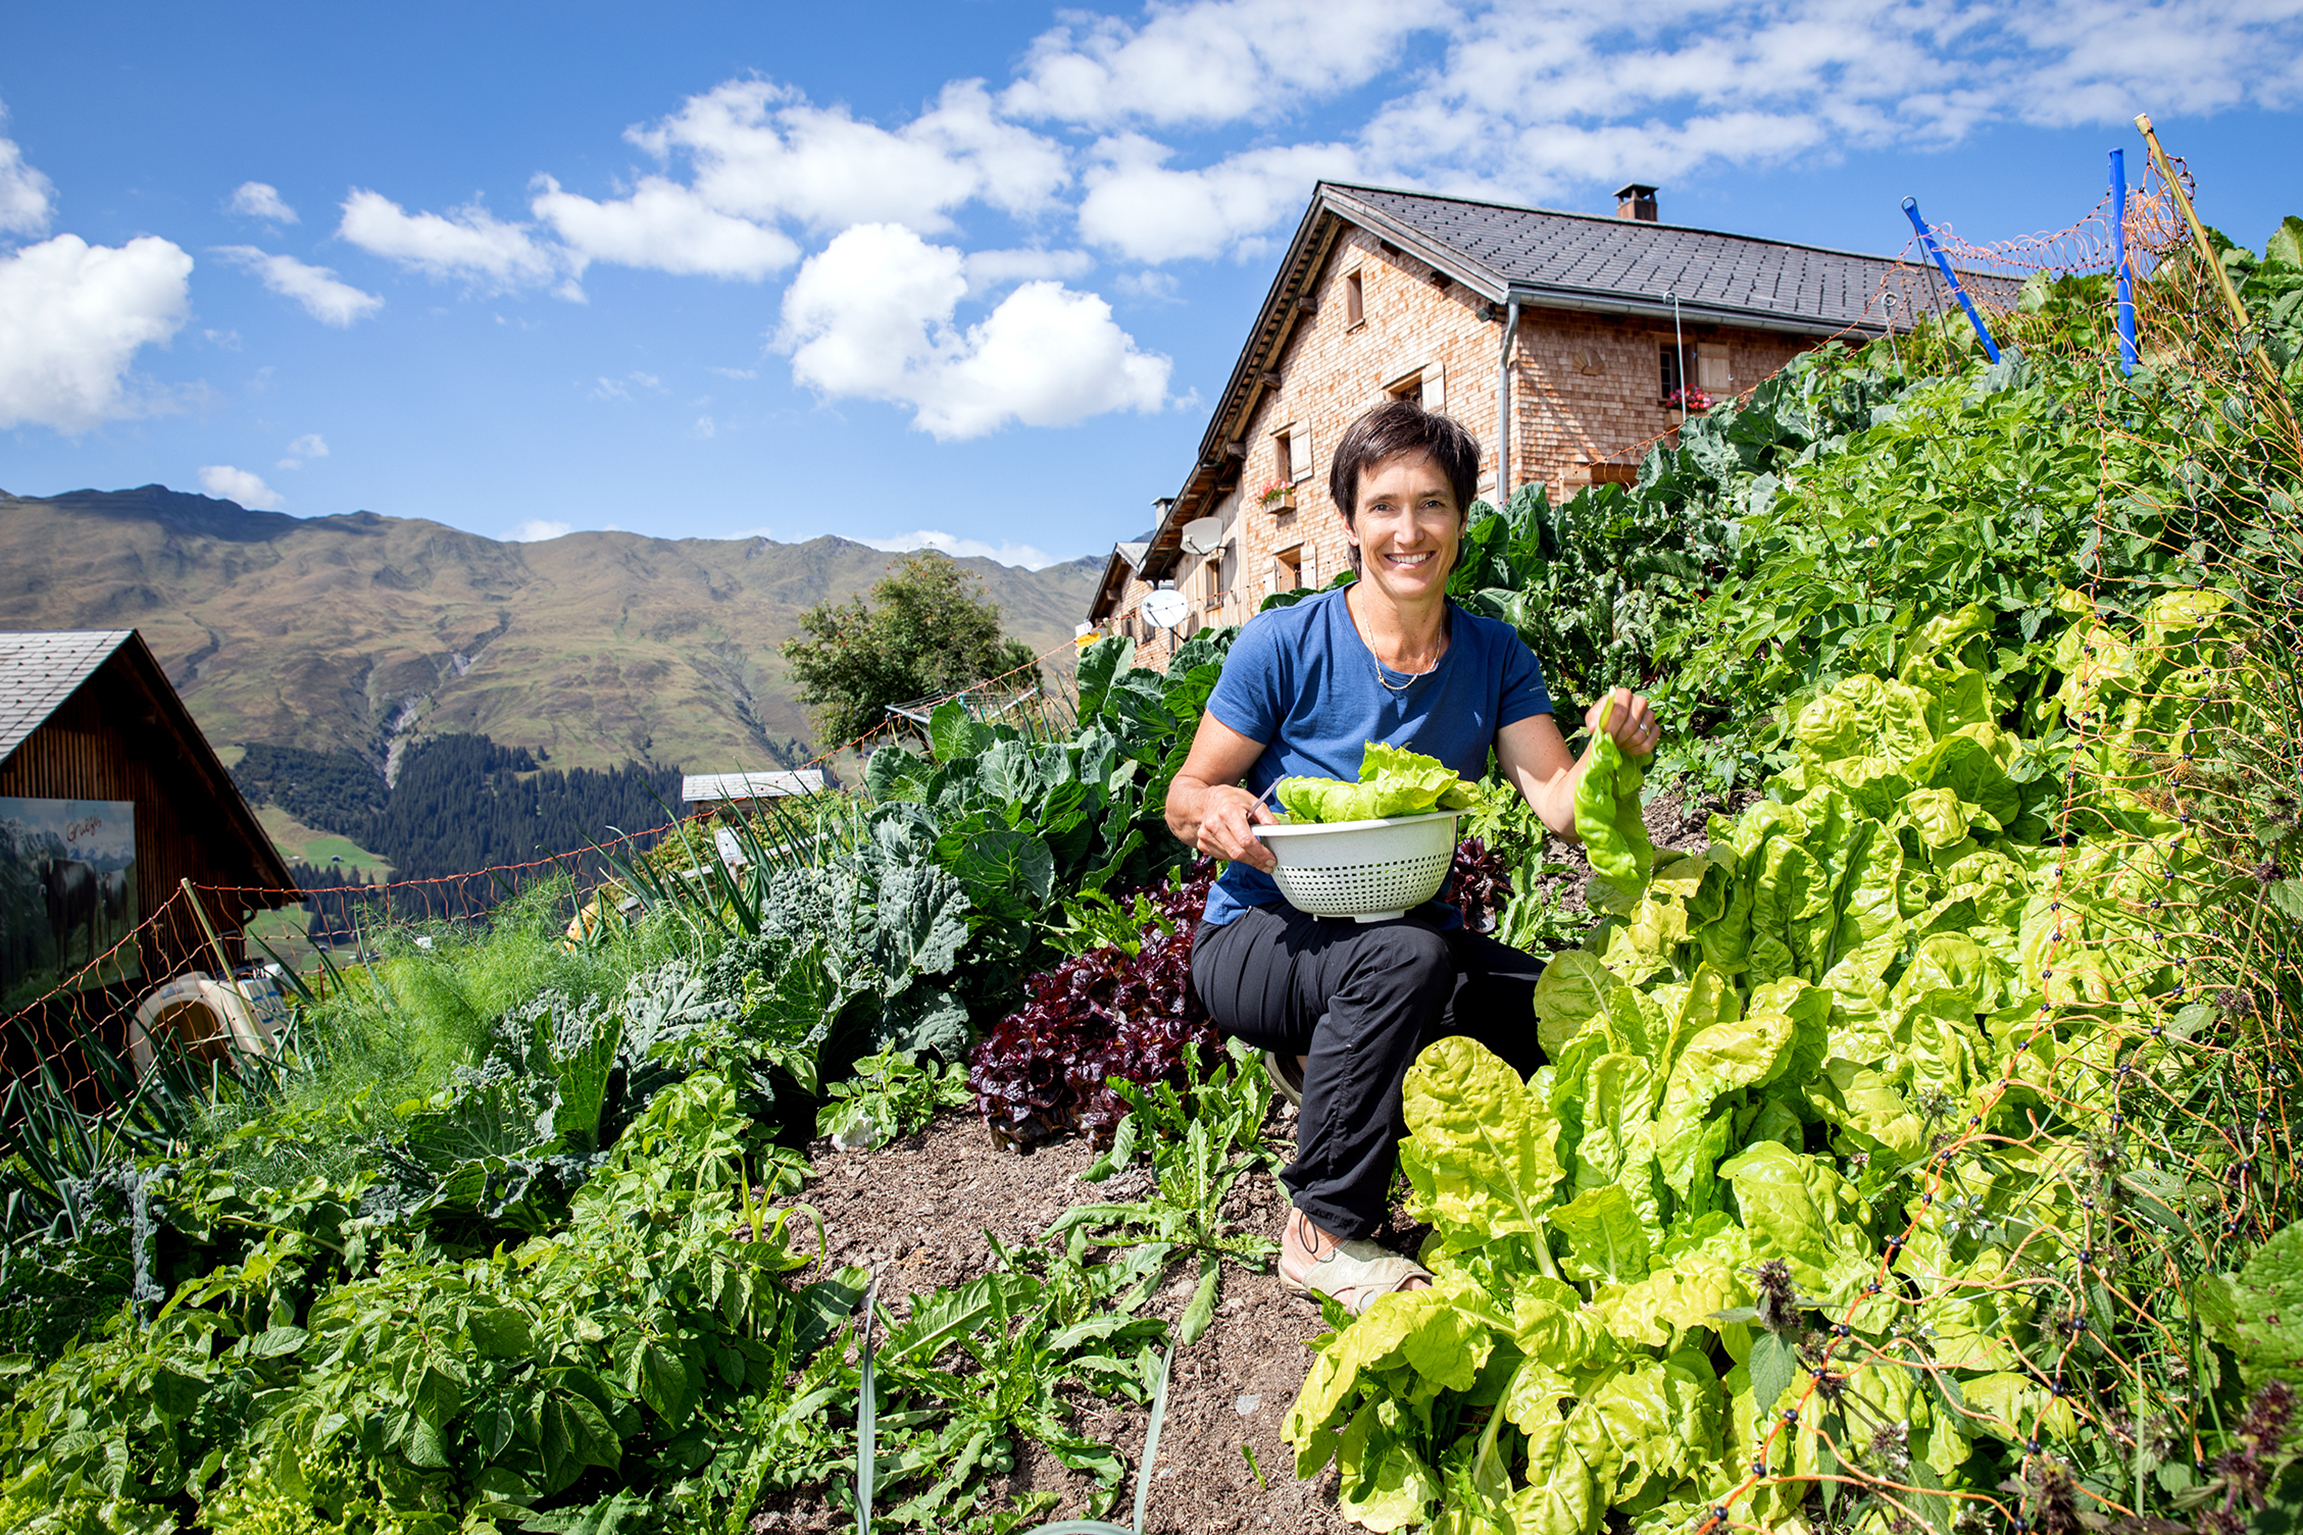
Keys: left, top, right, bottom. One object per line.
{"left": 1179, "top": 517, "right": 1223, "bottom": 556}
{"left": 1142, "top": 589, "right": 1190, "bottom": 629}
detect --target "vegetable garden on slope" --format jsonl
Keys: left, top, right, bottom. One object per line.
{"left": 3, "top": 196, "right": 2302, "bottom": 1535}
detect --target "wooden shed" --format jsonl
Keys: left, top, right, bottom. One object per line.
{"left": 0, "top": 629, "right": 297, "bottom": 1022}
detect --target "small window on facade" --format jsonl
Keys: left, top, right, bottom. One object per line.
{"left": 1273, "top": 423, "right": 1313, "bottom": 484}
{"left": 1698, "top": 343, "right": 1732, "bottom": 392}
{"left": 1344, "top": 269, "right": 1365, "bottom": 327}
{"left": 1275, "top": 546, "right": 1302, "bottom": 593}
{"left": 1659, "top": 344, "right": 1683, "bottom": 403}
{"left": 1387, "top": 370, "right": 1442, "bottom": 411}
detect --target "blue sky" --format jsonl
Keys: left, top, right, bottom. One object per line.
{"left": 4, "top": 0, "right": 2301, "bottom": 568}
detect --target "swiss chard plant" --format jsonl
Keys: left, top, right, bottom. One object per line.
{"left": 1283, "top": 616, "right": 2198, "bottom": 1532}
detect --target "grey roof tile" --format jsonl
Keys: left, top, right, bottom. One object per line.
{"left": 0, "top": 630, "right": 133, "bottom": 761}
{"left": 1333, "top": 184, "right": 1936, "bottom": 331}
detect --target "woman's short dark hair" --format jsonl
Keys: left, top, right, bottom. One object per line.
{"left": 1328, "top": 399, "right": 1482, "bottom": 523}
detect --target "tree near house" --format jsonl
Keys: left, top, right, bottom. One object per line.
{"left": 781, "top": 552, "right": 1037, "bottom": 749}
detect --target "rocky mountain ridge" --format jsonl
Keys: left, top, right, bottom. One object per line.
{"left": 0, "top": 485, "right": 1099, "bottom": 774}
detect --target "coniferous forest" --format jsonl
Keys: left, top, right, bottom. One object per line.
{"left": 235, "top": 735, "right": 683, "bottom": 916}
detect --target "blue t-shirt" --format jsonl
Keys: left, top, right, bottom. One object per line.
{"left": 1200, "top": 589, "right": 1553, "bottom": 926}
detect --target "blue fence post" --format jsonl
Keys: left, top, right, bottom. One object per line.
{"left": 2111, "top": 149, "right": 2138, "bottom": 373}
{"left": 1901, "top": 196, "right": 2001, "bottom": 363}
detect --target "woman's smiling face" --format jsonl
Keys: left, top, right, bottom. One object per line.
{"left": 1346, "top": 450, "right": 1462, "bottom": 607}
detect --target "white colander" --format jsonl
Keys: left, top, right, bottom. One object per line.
{"left": 1254, "top": 810, "right": 1461, "bottom": 922}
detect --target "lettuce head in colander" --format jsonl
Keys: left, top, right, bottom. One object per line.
{"left": 1276, "top": 742, "right": 1479, "bottom": 823}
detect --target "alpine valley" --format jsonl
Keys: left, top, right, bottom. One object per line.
{"left": 0, "top": 485, "right": 1099, "bottom": 777}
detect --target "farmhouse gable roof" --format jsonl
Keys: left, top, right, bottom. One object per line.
{"left": 1105, "top": 182, "right": 1929, "bottom": 600}
{"left": 1328, "top": 183, "right": 1913, "bottom": 335}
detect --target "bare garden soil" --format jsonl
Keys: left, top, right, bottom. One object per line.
{"left": 753, "top": 785, "right": 1741, "bottom": 1533}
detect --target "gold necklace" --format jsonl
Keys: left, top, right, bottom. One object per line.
{"left": 1373, "top": 652, "right": 1439, "bottom": 693}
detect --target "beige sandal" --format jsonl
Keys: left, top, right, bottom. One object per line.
{"left": 1277, "top": 1208, "right": 1431, "bottom": 1315}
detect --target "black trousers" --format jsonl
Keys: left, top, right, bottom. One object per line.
{"left": 1191, "top": 904, "right": 1547, "bottom": 1240}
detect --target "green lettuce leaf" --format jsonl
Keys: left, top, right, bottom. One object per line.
{"left": 1276, "top": 742, "right": 1478, "bottom": 822}
{"left": 1551, "top": 1185, "right": 1653, "bottom": 1283}
{"left": 1574, "top": 701, "right": 1654, "bottom": 893}
{"left": 1401, "top": 1037, "right": 1566, "bottom": 1251}
{"left": 1277, "top": 775, "right": 1388, "bottom": 823}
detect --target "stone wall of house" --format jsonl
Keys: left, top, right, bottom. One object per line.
{"left": 1099, "top": 222, "right": 1820, "bottom": 673}
{"left": 1515, "top": 310, "right": 1807, "bottom": 492}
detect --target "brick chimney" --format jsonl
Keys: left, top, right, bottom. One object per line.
{"left": 1615, "top": 183, "right": 1659, "bottom": 222}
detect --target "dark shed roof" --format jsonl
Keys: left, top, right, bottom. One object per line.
{"left": 0, "top": 630, "right": 133, "bottom": 759}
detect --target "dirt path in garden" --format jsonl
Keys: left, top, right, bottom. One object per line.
{"left": 765, "top": 1099, "right": 1366, "bottom": 1533}
{"left": 755, "top": 781, "right": 1747, "bottom": 1533}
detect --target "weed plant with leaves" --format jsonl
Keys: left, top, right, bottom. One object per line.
{"left": 1057, "top": 1042, "right": 1281, "bottom": 1346}
{"left": 816, "top": 1047, "right": 971, "bottom": 1151}
{"left": 854, "top": 1238, "right": 1170, "bottom": 1528}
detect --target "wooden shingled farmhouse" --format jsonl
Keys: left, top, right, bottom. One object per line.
{"left": 1089, "top": 180, "right": 1986, "bottom": 666}
{"left": 0, "top": 629, "right": 299, "bottom": 1079}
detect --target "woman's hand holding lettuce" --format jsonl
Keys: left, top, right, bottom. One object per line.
{"left": 1574, "top": 696, "right": 1656, "bottom": 895}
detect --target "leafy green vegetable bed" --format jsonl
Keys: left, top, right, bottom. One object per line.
{"left": 8, "top": 215, "right": 2303, "bottom": 1535}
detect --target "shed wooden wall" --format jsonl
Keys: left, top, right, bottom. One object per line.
{"left": 0, "top": 649, "right": 284, "bottom": 982}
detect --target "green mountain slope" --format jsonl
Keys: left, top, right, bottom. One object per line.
{"left": 0, "top": 486, "right": 1098, "bottom": 773}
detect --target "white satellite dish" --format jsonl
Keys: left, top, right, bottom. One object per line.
{"left": 1142, "top": 589, "right": 1190, "bottom": 629}
{"left": 1179, "top": 516, "right": 1223, "bottom": 556}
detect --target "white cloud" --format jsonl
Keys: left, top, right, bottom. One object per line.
{"left": 0, "top": 234, "right": 193, "bottom": 432}
{"left": 693, "top": 415, "right": 716, "bottom": 438}
{"left": 227, "top": 181, "right": 298, "bottom": 223}
{"left": 779, "top": 222, "right": 1171, "bottom": 440}
{"left": 1006, "top": 0, "right": 2303, "bottom": 261}
{"left": 214, "top": 245, "right": 383, "bottom": 326}
{"left": 0, "top": 112, "right": 54, "bottom": 238}
{"left": 860, "top": 528, "right": 1060, "bottom": 569}
{"left": 1340, "top": 0, "right": 2303, "bottom": 212}
{"left": 198, "top": 464, "right": 283, "bottom": 509}
{"left": 628, "top": 78, "right": 1068, "bottom": 234}
{"left": 1079, "top": 135, "right": 1359, "bottom": 262}
{"left": 530, "top": 174, "right": 797, "bottom": 280}
{"left": 590, "top": 371, "right": 666, "bottom": 402}
{"left": 963, "top": 246, "right": 1093, "bottom": 293}
{"left": 710, "top": 365, "right": 758, "bottom": 379}
{"left": 507, "top": 518, "right": 574, "bottom": 541}
{"left": 1115, "top": 269, "right": 1182, "bottom": 302}
{"left": 1005, "top": 0, "right": 1442, "bottom": 127}
{"left": 277, "top": 432, "right": 329, "bottom": 469}
{"left": 337, "top": 189, "right": 558, "bottom": 289}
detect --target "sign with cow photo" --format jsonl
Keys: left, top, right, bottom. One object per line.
{"left": 0, "top": 798, "right": 140, "bottom": 1005}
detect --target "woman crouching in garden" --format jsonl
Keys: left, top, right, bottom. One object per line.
{"left": 1165, "top": 399, "right": 1661, "bottom": 1313}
